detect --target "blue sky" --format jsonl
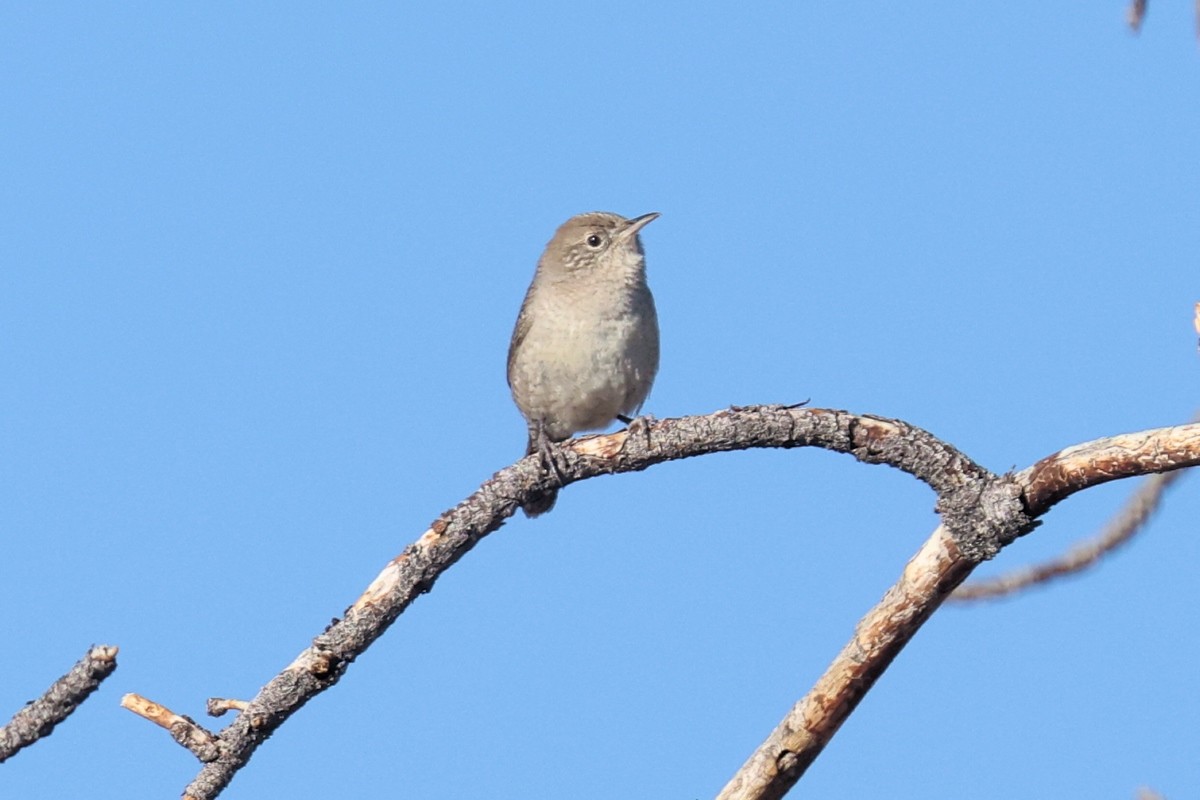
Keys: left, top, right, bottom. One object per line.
{"left": 3, "top": 3, "right": 1198, "bottom": 798}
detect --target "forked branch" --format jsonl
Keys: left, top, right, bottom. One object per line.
{"left": 953, "top": 405, "right": 1200, "bottom": 603}
{"left": 120, "top": 406, "right": 1200, "bottom": 799}
{"left": 716, "top": 420, "right": 1200, "bottom": 800}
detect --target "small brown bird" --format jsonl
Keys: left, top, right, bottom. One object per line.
{"left": 507, "top": 211, "right": 661, "bottom": 516}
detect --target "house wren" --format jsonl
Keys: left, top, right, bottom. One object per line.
{"left": 507, "top": 211, "right": 661, "bottom": 517}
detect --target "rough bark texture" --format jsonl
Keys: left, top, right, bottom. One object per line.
{"left": 0, "top": 645, "right": 118, "bottom": 762}
{"left": 952, "top": 468, "right": 1186, "bottom": 601}
{"left": 178, "top": 405, "right": 990, "bottom": 798}
{"left": 120, "top": 406, "right": 1200, "bottom": 800}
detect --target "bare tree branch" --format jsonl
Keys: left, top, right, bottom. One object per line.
{"left": 717, "top": 523, "right": 972, "bottom": 800}
{"left": 716, "top": 420, "right": 1200, "bottom": 800}
{"left": 120, "top": 406, "right": 1200, "bottom": 799}
{"left": 205, "top": 698, "right": 249, "bottom": 718}
{"left": 952, "top": 461, "right": 1191, "bottom": 603}
{"left": 157, "top": 406, "right": 999, "bottom": 798}
{"left": 956, "top": 304, "right": 1200, "bottom": 599}
{"left": 1018, "top": 424, "right": 1200, "bottom": 511}
{"left": 121, "top": 693, "right": 220, "bottom": 762}
{"left": 0, "top": 645, "right": 118, "bottom": 762}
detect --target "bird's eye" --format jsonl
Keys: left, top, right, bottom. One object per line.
{"left": 586, "top": 234, "right": 603, "bottom": 248}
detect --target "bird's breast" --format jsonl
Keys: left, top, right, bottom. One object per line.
{"left": 510, "top": 283, "right": 659, "bottom": 438}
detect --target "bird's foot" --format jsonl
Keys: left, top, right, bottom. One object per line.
{"left": 521, "top": 421, "right": 569, "bottom": 517}
{"left": 534, "top": 433, "right": 571, "bottom": 485}
{"left": 620, "top": 413, "right": 657, "bottom": 450}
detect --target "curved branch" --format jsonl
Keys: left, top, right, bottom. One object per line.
{"left": 164, "top": 405, "right": 989, "bottom": 799}
{"left": 0, "top": 645, "right": 118, "bottom": 762}
{"left": 129, "top": 407, "right": 1200, "bottom": 799}
{"left": 1019, "top": 423, "right": 1200, "bottom": 514}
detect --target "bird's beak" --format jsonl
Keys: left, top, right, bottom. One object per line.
{"left": 619, "top": 212, "right": 660, "bottom": 240}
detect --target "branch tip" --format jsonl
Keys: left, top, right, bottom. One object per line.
{"left": 122, "top": 693, "right": 220, "bottom": 762}
{"left": 0, "top": 644, "right": 120, "bottom": 763}
{"left": 206, "top": 698, "right": 249, "bottom": 718}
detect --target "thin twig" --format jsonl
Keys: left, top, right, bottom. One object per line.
{"left": 122, "top": 694, "right": 220, "bottom": 762}
{"left": 0, "top": 645, "right": 118, "bottom": 762}
{"left": 205, "top": 698, "right": 249, "bottom": 718}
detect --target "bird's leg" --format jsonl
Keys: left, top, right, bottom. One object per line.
{"left": 529, "top": 420, "right": 569, "bottom": 485}
{"left": 517, "top": 420, "right": 569, "bottom": 518}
